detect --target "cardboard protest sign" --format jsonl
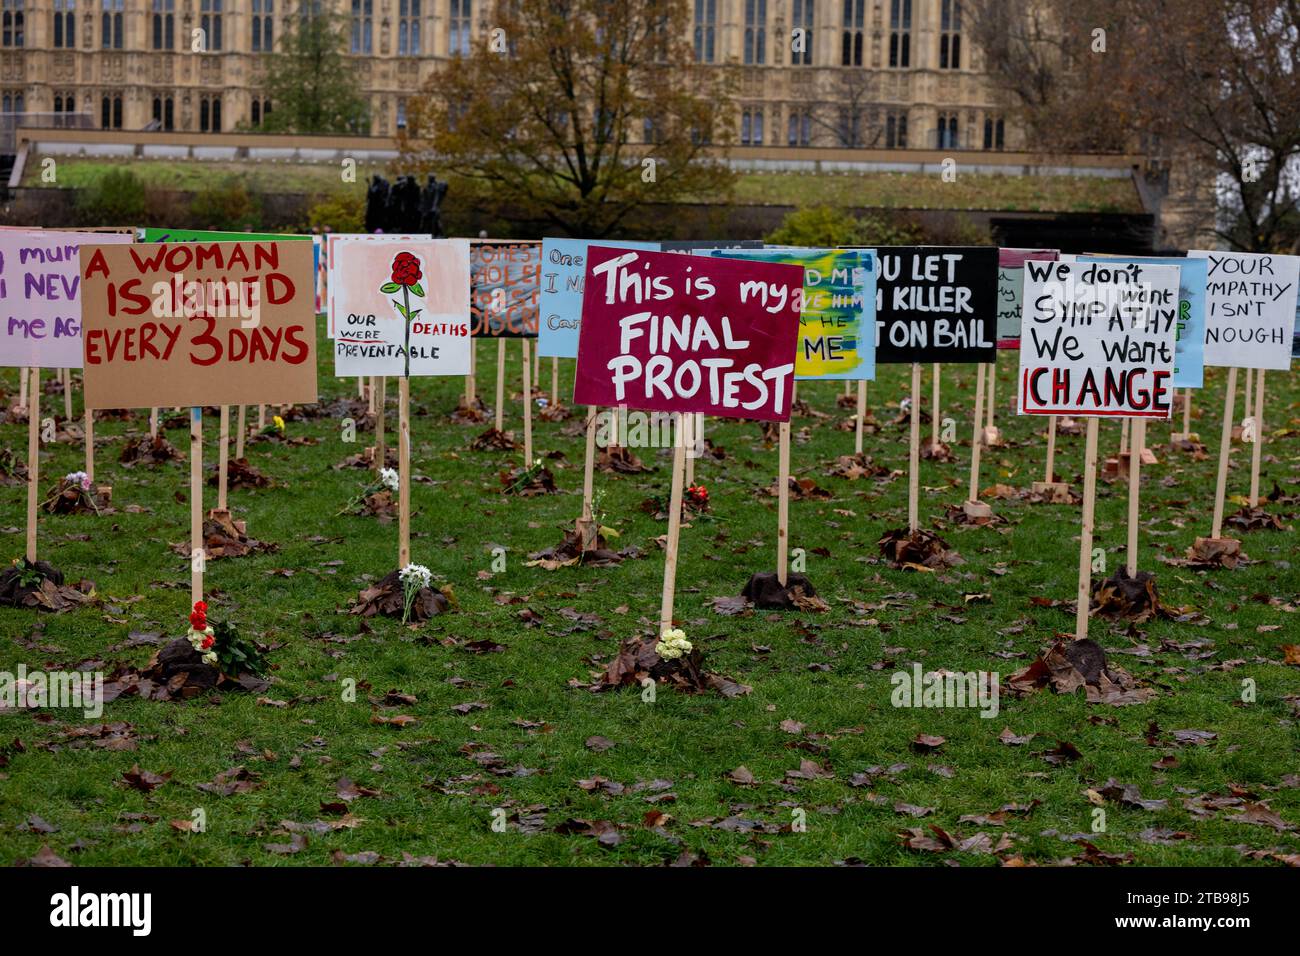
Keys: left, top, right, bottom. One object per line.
{"left": 538, "top": 238, "right": 658, "bottom": 359}
{"left": 996, "top": 249, "right": 1056, "bottom": 347}
{"left": 573, "top": 246, "right": 802, "bottom": 421}
{"left": 139, "top": 228, "right": 312, "bottom": 244}
{"left": 1187, "top": 250, "right": 1299, "bottom": 371}
{"left": 79, "top": 240, "right": 317, "bottom": 409}
{"left": 0, "top": 230, "right": 134, "bottom": 368}
{"left": 1017, "top": 259, "right": 1180, "bottom": 418}
{"left": 470, "top": 240, "right": 541, "bottom": 337}
{"left": 873, "top": 246, "right": 998, "bottom": 364}
{"left": 660, "top": 240, "right": 762, "bottom": 253}
{"left": 332, "top": 238, "right": 471, "bottom": 377}
{"left": 1079, "top": 255, "right": 1206, "bottom": 389}
{"left": 713, "top": 248, "right": 877, "bottom": 381}
{"left": 326, "top": 234, "right": 427, "bottom": 336}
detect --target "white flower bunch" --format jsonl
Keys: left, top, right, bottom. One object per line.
{"left": 64, "top": 470, "right": 92, "bottom": 491}
{"left": 655, "top": 628, "right": 693, "bottom": 661}
{"left": 186, "top": 625, "right": 218, "bottom": 666}
{"left": 399, "top": 563, "right": 432, "bottom": 590}
{"left": 380, "top": 467, "right": 399, "bottom": 492}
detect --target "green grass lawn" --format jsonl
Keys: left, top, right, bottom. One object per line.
{"left": 1, "top": 323, "right": 1298, "bottom": 867}
{"left": 29, "top": 158, "right": 1142, "bottom": 214}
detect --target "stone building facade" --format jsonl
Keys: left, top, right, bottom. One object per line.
{"left": 0, "top": 0, "right": 1018, "bottom": 151}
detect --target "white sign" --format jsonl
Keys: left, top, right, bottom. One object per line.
{"left": 1187, "top": 250, "right": 1298, "bottom": 371}
{"left": 1017, "top": 259, "right": 1180, "bottom": 419}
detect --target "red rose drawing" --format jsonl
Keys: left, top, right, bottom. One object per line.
{"left": 391, "top": 252, "right": 422, "bottom": 287}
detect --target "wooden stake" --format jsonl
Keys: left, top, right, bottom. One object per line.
{"left": 521, "top": 339, "right": 533, "bottom": 466}
{"left": 854, "top": 380, "right": 867, "bottom": 455}
{"left": 931, "top": 363, "right": 940, "bottom": 446}
{"left": 986, "top": 358, "right": 996, "bottom": 429}
{"left": 18, "top": 365, "right": 27, "bottom": 411}
{"left": 550, "top": 356, "right": 558, "bottom": 405}
{"left": 367, "top": 376, "right": 376, "bottom": 416}
{"left": 217, "top": 405, "right": 230, "bottom": 512}
{"left": 1045, "top": 416, "right": 1058, "bottom": 483}
{"left": 1250, "top": 369, "right": 1265, "bottom": 507}
{"left": 149, "top": 407, "right": 159, "bottom": 438}
{"left": 466, "top": 338, "right": 477, "bottom": 406}
{"left": 399, "top": 376, "right": 411, "bottom": 568}
{"left": 190, "top": 407, "right": 203, "bottom": 606}
{"left": 658, "top": 413, "right": 687, "bottom": 634}
{"left": 577, "top": 406, "right": 598, "bottom": 551}
{"left": 532, "top": 338, "right": 540, "bottom": 389}
{"left": 908, "top": 363, "right": 921, "bottom": 533}
{"left": 494, "top": 338, "right": 506, "bottom": 432}
{"left": 235, "top": 405, "right": 246, "bottom": 460}
{"left": 62, "top": 368, "right": 72, "bottom": 421}
{"left": 84, "top": 407, "right": 94, "bottom": 482}
{"left": 257, "top": 404, "right": 266, "bottom": 431}
{"left": 1182, "top": 388, "right": 1192, "bottom": 436}
{"left": 967, "top": 362, "right": 986, "bottom": 503}
{"left": 1126, "top": 418, "right": 1144, "bottom": 577}
{"left": 25, "top": 367, "right": 39, "bottom": 563}
{"left": 375, "top": 376, "right": 387, "bottom": 473}
{"left": 1243, "top": 367, "right": 1254, "bottom": 423}
{"left": 1120, "top": 417, "right": 1130, "bottom": 455}
{"left": 683, "top": 411, "right": 695, "bottom": 487}
{"left": 1075, "top": 417, "right": 1100, "bottom": 640}
{"left": 777, "top": 418, "right": 791, "bottom": 586}
{"left": 1210, "top": 367, "right": 1239, "bottom": 540}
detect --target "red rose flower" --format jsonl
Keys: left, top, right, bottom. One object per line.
{"left": 194, "top": 601, "right": 207, "bottom": 614}
{"left": 189, "top": 610, "right": 206, "bottom": 630}
{"left": 391, "top": 252, "right": 422, "bottom": 287}
{"left": 201, "top": 636, "right": 215, "bottom": 650}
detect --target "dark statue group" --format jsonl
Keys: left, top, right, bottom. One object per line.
{"left": 364, "top": 174, "right": 448, "bottom": 237}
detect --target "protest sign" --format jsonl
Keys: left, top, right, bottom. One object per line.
{"left": 1080, "top": 255, "right": 1206, "bottom": 389}
{"left": 538, "top": 238, "right": 658, "bottom": 359}
{"left": 573, "top": 246, "right": 802, "bottom": 422}
{"left": 1188, "top": 250, "right": 1299, "bottom": 371}
{"left": 712, "top": 248, "right": 877, "bottom": 381}
{"left": 332, "top": 239, "right": 471, "bottom": 378}
{"left": 470, "top": 240, "right": 541, "bottom": 337}
{"left": 326, "top": 234, "right": 426, "bottom": 337}
{"left": 996, "top": 249, "right": 1057, "bottom": 347}
{"left": 660, "top": 240, "right": 762, "bottom": 253}
{"left": 874, "top": 246, "right": 998, "bottom": 364}
{"left": 0, "top": 230, "right": 133, "bottom": 369}
{"left": 1017, "top": 259, "right": 1180, "bottom": 418}
{"left": 79, "top": 240, "right": 318, "bottom": 409}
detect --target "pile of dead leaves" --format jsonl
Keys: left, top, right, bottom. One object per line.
{"left": 334, "top": 446, "right": 398, "bottom": 470}
{"left": 1168, "top": 435, "right": 1208, "bottom": 459}
{"left": 449, "top": 398, "right": 489, "bottom": 425}
{"left": 1021, "top": 483, "right": 1080, "bottom": 505}
{"left": 317, "top": 397, "right": 374, "bottom": 430}
{"left": 1007, "top": 638, "right": 1157, "bottom": 706}
{"left": 0, "top": 561, "right": 95, "bottom": 612}
{"left": 41, "top": 479, "right": 110, "bottom": 516}
{"left": 1091, "top": 568, "right": 1169, "bottom": 623}
{"left": 499, "top": 464, "right": 558, "bottom": 496}
{"left": 920, "top": 438, "right": 956, "bottom": 462}
{"left": 119, "top": 433, "right": 183, "bottom": 467}
{"left": 101, "top": 638, "right": 270, "bottom": 702}
{"left": 589, "top": 634, "right": 751, "bottom": 699}
{"left": 209, "top": 458, "right": 271, "bottom": 490}
{"left": 1226, "top": 506, "right": 1287, "bottom": 532}
{"left": 342, "top": 488, "right": 397, "bottom": 522}
{"left": 349, "top": 569, "right": 451, "bottom": 622}
{"left": 597, "top": 445, "right": 652, "bottom": 474}
{"left": 525, "top": 529, "right": 631, "bottom": 570}
{"left": 877, "top": 528, "right": 963, "bottom": 571}
{"left": 739, "top": 572, "right": 828, "bottom": 611}
{"left": 767, "top": 476, "right": 833, "bottom": 500}
{"left": 172, "top": 511, "right": 277, "bottom": 559}
{"left": 471, "top": 427, "right": 520, "bottom": 451}
{"left": 0, "top": 446, "right": 27, "bottom": 484}
{"left": 1182, "top": 536, "right": 1248, "bottom": 570}
{"left": 537, "top": 401, "right": 572, "bottom": 422}
{"left": 826, "top": 453, "right": 891, "bottom": 481}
